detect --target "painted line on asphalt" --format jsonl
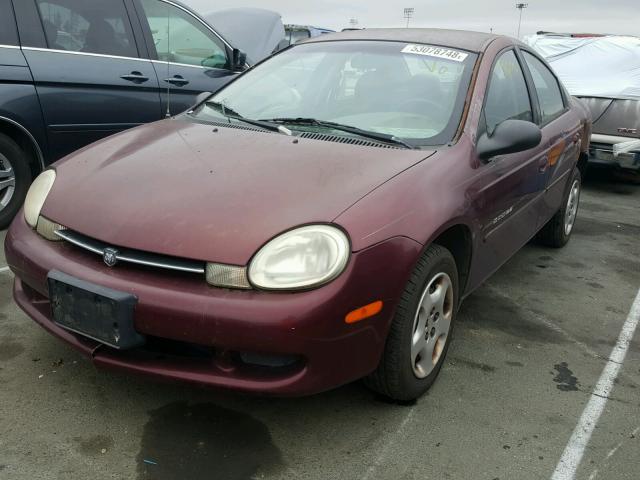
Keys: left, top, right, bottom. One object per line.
{"left": 587, "top": 425, "right": 640, "bottom": 480}
{"left": 551, "top": 287, "right": 640, "bottom": 480}
{"left": 360, "top": 407, "right": 415, "bottom": 480}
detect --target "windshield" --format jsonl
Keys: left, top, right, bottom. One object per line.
{"left": 191, "top": 41, "right": 477, "bottom": 146}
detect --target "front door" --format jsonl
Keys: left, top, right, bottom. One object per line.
{"left": 22, "top": 0, "right": 162, "bottom": 161}
{"left": 134, "top": 0, "right": 240, "bottom": 116}
{"left": 472, "top": 49, "right": 550, "bottom": 278}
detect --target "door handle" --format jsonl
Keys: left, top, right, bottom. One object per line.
{"left": 164, "top": 75, "right": 189, "bottom": 87}
{"left": 120, "top": 71, "right": 149, "bottom": 83}
{"left": 538, "top": 156, "right": 549, "bottom": 173}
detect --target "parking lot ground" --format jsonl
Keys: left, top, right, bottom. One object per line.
{"left": 0, "top": 169, "right": 638, "bottom": 480}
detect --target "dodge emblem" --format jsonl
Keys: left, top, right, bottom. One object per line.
{"left": 103, "top": 247, "right": 119, "bottom": 267}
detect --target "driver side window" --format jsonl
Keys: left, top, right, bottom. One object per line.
{"left": 483, "top": 50, "right": 533, "bottom": 135}
{"left": 139, "top": 0, "right": 228, "bottom": 69}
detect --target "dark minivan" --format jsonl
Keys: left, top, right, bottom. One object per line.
{"left": 0, "top": 0, "right": 274, "bottom": 228}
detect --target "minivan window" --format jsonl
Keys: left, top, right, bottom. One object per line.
{"left": 35, "top": 0, "right": 138, "bottom": 57}
{"left": 484, "top": 50, "right": 533, "bottom": 134}
{"left": 522, "top": 51, "right": 566, "bottom": 124}
{"left": 0, "top": 0, "right": 19, "bottom": 46}
{"left": 140, "top": 0, "right": 228, "bottom": 69}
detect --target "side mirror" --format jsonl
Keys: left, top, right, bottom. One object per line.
{"left": 195, "top": 91, "right": 212, "bottom": 105}
{"left": 231, "top": 48, "right": 248, "bottom": 72}
{"left": 477, "top": 119, "right": 542, "bottom": 161}
{"left": 190, "top": 91, "right": 212, "bottom": 110}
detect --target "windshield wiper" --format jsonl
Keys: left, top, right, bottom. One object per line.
{"left": 204, "top": 102, "right": 292, "bottom": 135}
{"left": 261, "top": 117, "right": 415, "bottom": 149}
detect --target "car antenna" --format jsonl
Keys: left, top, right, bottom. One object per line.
{"left": 165, "top": 4, "right": 172, "bottom": 118}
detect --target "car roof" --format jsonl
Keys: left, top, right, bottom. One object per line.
{"left": 304, "top": 28, "right": 503, "bottom": 53}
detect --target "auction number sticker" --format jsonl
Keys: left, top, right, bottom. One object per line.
{"left": 401, "top": 44, "right": 469, "bottom": 62}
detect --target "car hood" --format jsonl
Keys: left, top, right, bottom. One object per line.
{"left": 578, "top": 96, "right": 640, "bottom": 139}
{"left": 204, "top": 8, "right": 284, "bottom": 65}
{"left": 43, "top": 119, "right": 434, "bottom": 265}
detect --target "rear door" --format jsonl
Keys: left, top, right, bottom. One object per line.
{"left": 474, "top": 49, "right": 550, "bottom": 275}
{"left": 133, "top": 0, "right": 239, "bottom": 116}
{"left": 519, "top": 50, "right": 582, "bottom": 227}
{"left": 15, "top": 0, "right": 162, "bottom": 161}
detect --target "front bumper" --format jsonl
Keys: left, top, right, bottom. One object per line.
{"left": 5, "top": 214, "right": 421, "bottom": 396}
{"left": 589, "top": 143, "right": 640, "bottom": 171}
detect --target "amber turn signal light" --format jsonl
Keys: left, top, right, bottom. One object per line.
{"left": 345, "top": 300, "right": 383, "bottom": 324}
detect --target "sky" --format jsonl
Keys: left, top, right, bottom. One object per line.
{"left": 182, "top": 0, "right": 639, "bottom": 39}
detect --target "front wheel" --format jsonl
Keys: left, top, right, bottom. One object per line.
{"left": 0, "top": 133, "right": 32, "bottom": 229}
{"left": 365, "top": 244, "right": 459, "bottom": 401}
{"left": 537, "top": 168, "right": 582, "bottom": 248}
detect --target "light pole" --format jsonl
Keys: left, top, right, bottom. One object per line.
{"left": 516, "top": 3, "right": 528, "bottom": 39}
{"left": 404, "top": 8, "right": 414, "bottom": 28}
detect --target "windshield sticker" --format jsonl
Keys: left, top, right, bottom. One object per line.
{"left": 401, "top": 44, "right": 469, "bottom": 62}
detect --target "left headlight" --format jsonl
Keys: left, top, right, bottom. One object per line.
{"left": 24, "top": 169, "right": 56, "bottom": 228}
{"left": 248, "top": 225, "right": 350, "bottom": 290}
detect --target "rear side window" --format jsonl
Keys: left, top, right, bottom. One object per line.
{"left": 522, "top": 52, "right": 565, "bottom": 124}
{"left": 35, "top": 0, "right": 138, "bottom": 57}
{"left": 483, "top": 50, "right": 533, "bottom": 135}
{"left": 0, "top": 0, "right": 19, "bottom": 46}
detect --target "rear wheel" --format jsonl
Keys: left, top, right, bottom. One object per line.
{"left": 0, "top": 134, "right": 32, "bottom": 229}
{"left": 537, "top": 168, "right": 581, "bottom": 248}
{"left": 365, "top": 244, "right": 458, "bottom": 401}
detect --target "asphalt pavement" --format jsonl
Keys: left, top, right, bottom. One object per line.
{"left": 0, "top": 168, "right": 638, "bottom": 480}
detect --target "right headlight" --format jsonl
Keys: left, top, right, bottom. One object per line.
{"left": 24, "top": 169, "right": 56, "bottom": 228}
{"left": 248, "top": 225, "right": 350, "bottom": 290}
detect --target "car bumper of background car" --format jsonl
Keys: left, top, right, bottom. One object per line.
{"left": 589, "top": 143, "right": 640, "bottom": 171}
{"left": 5, "top": 214, "right": 422, "bottom": 396}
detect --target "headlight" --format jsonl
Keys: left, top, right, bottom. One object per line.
{"left": 248, "top": 225, "right": 350, "bottom": 290}
{"left": 36, "top": 216, "right": 66, "bottom": 241}
{"left": 24, "top": 170, "right": 56, "bottom": 228}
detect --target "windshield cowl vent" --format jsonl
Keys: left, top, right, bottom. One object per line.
{"left": 298, "top": 132, "right": 401, "bottom": 149}
{"left": 201, "top": 120, "right": 270, "bottom": 134}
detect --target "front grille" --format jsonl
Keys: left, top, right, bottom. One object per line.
{"left": 55, "top": 229, "right": 205, "bottom": 274}
{"left": 590, "top": 142, "right": 614, "bottom": 152}
{"left": 298, "top": 132, "right": 401, "bottom": 149}
{"left": 591, "top": 142, "right": 640, "bottom": 154}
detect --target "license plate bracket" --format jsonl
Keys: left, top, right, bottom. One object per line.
{"left": 48, "top": 270, "right": 144, "bottom": 350}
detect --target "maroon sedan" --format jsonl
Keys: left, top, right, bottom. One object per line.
{"left": 5, "top": 29, "right": 591, "bottom": 400}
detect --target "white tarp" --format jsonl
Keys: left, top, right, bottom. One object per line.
{"left": 205, "top": 8, "right": 285, "bottom": 66}
{"left": 523, "top": 34, "right": 640, "bottom": 99}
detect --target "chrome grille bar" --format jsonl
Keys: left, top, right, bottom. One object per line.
{"left": 55, "top": 229, "right": 205, "bottom": 274}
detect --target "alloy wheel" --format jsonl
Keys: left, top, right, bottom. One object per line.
{"left": 0, "top": 153, "right": 15, "bottom": 211}
{"left": 564, "top": 179, "right": 580, "bottom": 236}
{"left": 410, "top": 272, "right": 454, "bottom": 379}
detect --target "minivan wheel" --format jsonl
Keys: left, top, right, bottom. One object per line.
{"left": 537, "top": 168, "right": 582, "bottom": 248}
{"left": 0, "top": 134, "right": 32, "bottom": 229}
{"left": 365, "top": 244, "right": 459, "bottom": 402}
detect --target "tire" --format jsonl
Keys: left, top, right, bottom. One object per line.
{"left": 537, "top": 168, "right": 581, "bottom": 248}
{"left": 0, "top": 133, "right": 32, "bottom": 229}
{"left": 612, "top": 169, "right": 640, "bottom": 185}
{"left": 365, "top": 244, "right": 459, "bottom": 401}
